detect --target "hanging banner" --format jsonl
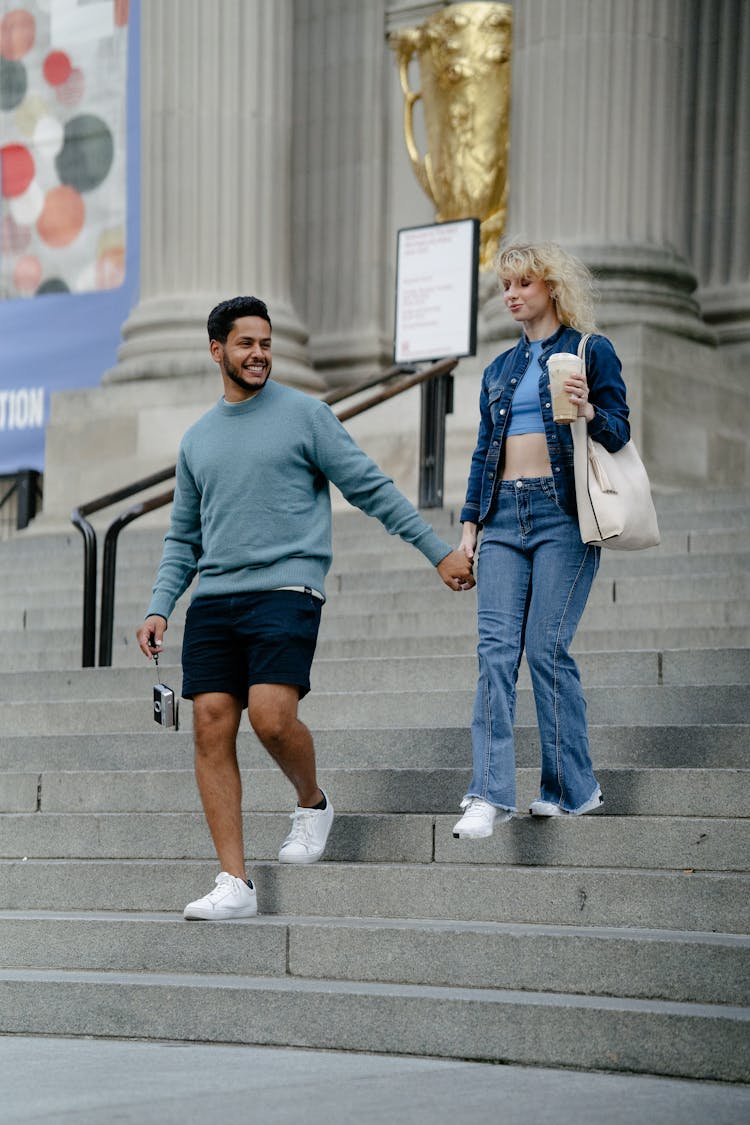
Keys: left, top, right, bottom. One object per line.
{"left": 0, "top": 0, "right": 140, "bottom": 474}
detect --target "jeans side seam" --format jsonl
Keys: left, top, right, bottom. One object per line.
{"left": 552, "top": 545, "right": 593, "bottom": 808}
{"left": 480, "top": 665, "right": 493, "bottom": 797}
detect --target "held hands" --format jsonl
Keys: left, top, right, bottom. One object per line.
{"left": 459, "top": 522, "right": 478, "bottom": 563}
{"left": 437, "top": 546, "right": 475, "bottom": 592}
{"left": 137, "top": 614, "right": 168, "bottom": 659}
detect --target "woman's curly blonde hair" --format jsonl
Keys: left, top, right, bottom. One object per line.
{"left": 495, "top": 240, "right": 598, "bottom": 334}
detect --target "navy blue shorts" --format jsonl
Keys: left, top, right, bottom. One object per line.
{"left": 181, "top": 591, "right": 322, "bottom": 704}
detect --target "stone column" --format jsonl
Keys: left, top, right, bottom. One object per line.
{"left": 291, "top": 0, "right": 393, "bottom": 388}
{"left": 475, "top": 0, "right": 750, "bottom": 488}
{"left": 689, "top": 0, "right": 750, "bottom": 358}
{"left": 483, "top": 0, "right": 711, "bottom": 347}
{"left": 107, "top": 0, "right": 321, "bottom": 390}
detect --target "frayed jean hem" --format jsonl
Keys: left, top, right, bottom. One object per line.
{"left": 463, "top": 792, "right": 517, "bottom": 814}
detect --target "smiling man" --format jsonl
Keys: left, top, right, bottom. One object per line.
{"left": 136, "top": 295, "right": 474, "bottom": 922}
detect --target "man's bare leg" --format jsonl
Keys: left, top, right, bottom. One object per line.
{"left": 248, "top": 683, "right": 322, "bottom": 807}
{"left": 192, "top": 691, "right": 246, "bottom": 878}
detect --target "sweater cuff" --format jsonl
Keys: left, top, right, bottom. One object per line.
{"left": 146, "top": 596, "right": 175, "bottom": 622}
{"left": 415, "top": 530, "right": 456, "bottom": 567}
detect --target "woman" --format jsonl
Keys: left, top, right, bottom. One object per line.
{"left": 453, "top": 241, "right": 630, "bottom": 838}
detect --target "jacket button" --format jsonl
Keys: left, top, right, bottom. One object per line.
{"left": 511, "top": 378, "right": 517, "bottom": 385}
{"left": 493, "top": 441, "right": 499, "bottom": 447}
{"left": 500, "top": 409, "right": 506, "bottom": 415}
{"left": 545, "top": 402, "right": 551, "bottom": 408}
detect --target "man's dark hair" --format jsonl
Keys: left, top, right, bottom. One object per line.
{"left": 207, "top": 296, "right": 272, "bottom": 344}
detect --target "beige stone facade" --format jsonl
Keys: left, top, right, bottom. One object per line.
{"left": 42, "top": 0, "right": 750, "bottom": 522}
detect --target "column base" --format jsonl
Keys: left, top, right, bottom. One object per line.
{"left": 575, "top": 244, "right": 716, "bottom": 345}
{"left": 698, "top": 283, "right": 750, "bottom": 360}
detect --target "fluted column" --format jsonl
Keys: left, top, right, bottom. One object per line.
{"left": 291, "top": 0, "right": 393, "bottom": 387}
{"left": 690, "top": 0, "right": 750, "bottom": 354}
{"left": 107, "top": 0, "right": 321, "bottom": 389}
{"left": 484, "top": 0, "right": 712, "bottom": 344}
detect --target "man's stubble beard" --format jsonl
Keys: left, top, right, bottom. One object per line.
{"left": 223, "top": 354, "right": 271, "bottom": 395}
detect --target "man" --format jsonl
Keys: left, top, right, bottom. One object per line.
{"left": 136, "top": 296, "right": 474, "bottom": 921}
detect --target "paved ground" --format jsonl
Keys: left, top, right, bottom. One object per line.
{"left": 1, "top": 1037, "right": 749, "bottom": 1124}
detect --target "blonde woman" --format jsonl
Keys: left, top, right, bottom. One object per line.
{"left": 453, "top": 241, "right": 630, "bottom": 838}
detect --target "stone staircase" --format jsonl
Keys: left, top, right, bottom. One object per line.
{"left": 0, "top": 488, "right": 748, "bottom": 1082}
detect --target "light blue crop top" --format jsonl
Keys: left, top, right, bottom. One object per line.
{"left": 506, "top": 339, "right": 545, "bottom": 436}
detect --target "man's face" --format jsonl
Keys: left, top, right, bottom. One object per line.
{"left": 210, "top": 315, "right": 272, "bottom": 400}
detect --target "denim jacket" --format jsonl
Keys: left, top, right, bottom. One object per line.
{"left": 460, "top": 325, "right": 630, "bottom": 525}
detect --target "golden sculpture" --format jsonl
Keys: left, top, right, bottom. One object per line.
{"left": 389, "top": 2, "right": 513, "bottom": 270}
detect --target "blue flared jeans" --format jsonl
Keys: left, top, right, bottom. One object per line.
{"left": 466, "top": 477, "right": 600, "bottom": 813}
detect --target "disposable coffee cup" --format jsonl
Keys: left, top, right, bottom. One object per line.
{"left": 547, "top": 352, "right": 581, "bottom": 423}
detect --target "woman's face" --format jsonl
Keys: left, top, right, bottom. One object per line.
{"left": 502, "top": 274, "right": 554, "bottom": 326}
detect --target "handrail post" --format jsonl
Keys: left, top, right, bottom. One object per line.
{"left": 99, "top": 521, "right": 121, "bottom": 668}
{"left": 71, "top": 509, "right": 98, "bottom": 667}
{"left": 419, "top": 371, "right": 454, "bottom": 508}
{"left": 98, "top": 488, "right": 174, "bottom": 667}
{"left": 16, "top": 469, "right": 41, "bottom": 529}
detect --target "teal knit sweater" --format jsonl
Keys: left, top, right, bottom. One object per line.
{"left": 147, "top": 380, "right": 454, "bottom": 620}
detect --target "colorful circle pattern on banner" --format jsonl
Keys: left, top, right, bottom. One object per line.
{"left": 0, "top": 1, "right": 129, "bottom": 298}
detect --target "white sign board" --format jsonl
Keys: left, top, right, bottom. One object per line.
{"left": 394, "top": 219, "right": 479, "bottom": 364}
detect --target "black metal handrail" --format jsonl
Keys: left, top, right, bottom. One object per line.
{"left": 0, "top": 469, "right": 43, "bottom": 535}
{"left": 71, "top": 355, "right": 458, "bottom": 666}
{"left": 71, "top": 468, "right": 176, "bottom": 667}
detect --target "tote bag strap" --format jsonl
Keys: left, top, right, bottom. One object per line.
{"left": 571, "top": 334, "right": 591, "bottom": 451}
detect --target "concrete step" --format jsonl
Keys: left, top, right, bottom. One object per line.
{"left": 1, "top": 649, "right": 746, "bottom": 700}
{"left": 4, "top": 551, "right": 750, "bottom": 603}
{"left": 0, "top": 762, "right": 736, "bottom": 819}
{"left": 0, "top": 967, "right": 746, "bottom": 1081}
{"left": 0, "top": 910, "right": 744, "bottom": 1006}
{"left": 330, "top": 525, "right": 750, "bottom": 558}
{"left": 4, "top": 504, "right": 748, "bottom": 567}
{"left": 9, "top": 493, "right": 747, "bottom": 553}
{"left": 136, "top": 627, "right": 750, "bottom": 661}
{"left": 643, "top": 507, "right": 750, "bottom": 531}
{"left": 0, "top": 685, "right": 745, "bottom": 735}
{"left": 6, "top": 581, "right": 750, "bottom": 633}
{"left": 1, "top": 859, "right": 747, "bottom": 932}
{"left": 3, "top": 569, "right": 748, "bottom": 616}
{"left": 1, "top": 724, "right": 747, "bottom": 771}
{"left": 649, "top": 487, "right": 750, "bottom": 513}
{"left": 2, "top": 766, "right": 745, "bottom": 819}
{"left": 3, "top": 624, "right": 749, "bottom": 669}
{"left": 1, "top": 810, "right": 746, "bottom": 871}
{"left": 336, "top": 552, "right": 750, "bottom": 587}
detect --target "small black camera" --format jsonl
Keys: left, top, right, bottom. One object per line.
{"left": 153, "top": 682, "right": 178, "bottom": 729}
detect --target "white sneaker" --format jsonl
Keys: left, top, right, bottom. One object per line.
{"left": 529, "top": 799, "right": 564, "bottom": 817}
{"left": 278, "top": 792, "right": 334, "bottom": 864}
{"left": 452, "top": 797, "right": 511, "bottom": 839}
{"left": 183, "top": 872, "right": 258, "bottom": 920}
{"left": 530, "top": 789, "right": 603, "bottom": 817}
